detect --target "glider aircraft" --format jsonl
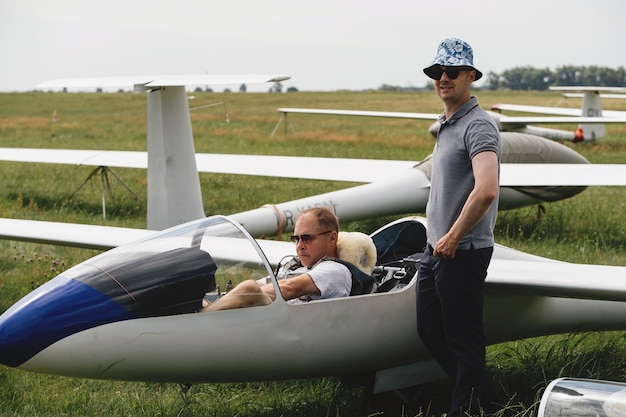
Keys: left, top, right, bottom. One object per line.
{"left": 5, "top": 134, "right": 626, "bottom": 237}
{"left": 562, "top": 92, "right": 626, "bottom": 100}
{"left": 275, "top": 86, "right": 626, "bottom": 144}
{"left": 1, "top": 76, "right": 626, "bottom": 406}
{"left": 491, "top": 86, "right": 626, "bottom": 142}
{"left": 553, "top": 86, "right": 626, "bottom": 105}
{"left": 3, "top": 78, "right": 626, "bottom": 233}
{"left": 2, "top": 213, "right": 626, "bottom": 397}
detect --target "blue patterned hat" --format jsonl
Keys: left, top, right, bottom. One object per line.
{"left": 424, "top": 38, "right": 483, "bottom": 81}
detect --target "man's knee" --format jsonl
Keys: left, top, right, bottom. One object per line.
{"left": 231, "top": 281, "right": 271, "bottom": 307}
{"left": 235, "top": 280, "right": 262, "bottom": 293}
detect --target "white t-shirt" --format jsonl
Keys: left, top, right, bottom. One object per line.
{"left": 279, "top": 260, "right": 351, "bottom": 302}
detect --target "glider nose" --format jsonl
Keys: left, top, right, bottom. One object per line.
{"left": 0, "top": 242, "right": 217, "bottom": 368}
{"left": 0, "top": 273, "right": 133, "bottom": 367}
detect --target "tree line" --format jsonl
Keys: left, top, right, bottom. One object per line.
{"left": 195, "top": 66, "right": 625, "bottom": 93}
{"left": 375, "top": 65, "right": 626, "bottom": 92}
{"left": 483, "top": 65, "right": 626, "bottom": 91}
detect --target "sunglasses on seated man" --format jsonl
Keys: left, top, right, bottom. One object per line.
{"left": 290, "top": 230, "right": 332, "bottom": 244}
{"left": 425, "top": 66, "right": 472, "bottom": 80}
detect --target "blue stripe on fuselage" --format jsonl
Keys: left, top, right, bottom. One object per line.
{"left": 0, "top": 276, "right": 134, "bottom": 367}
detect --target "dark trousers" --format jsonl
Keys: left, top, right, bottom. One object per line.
{"left": 416, "top": 244, "right": 497, "bottom": 417}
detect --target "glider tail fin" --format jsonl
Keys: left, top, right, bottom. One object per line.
{"left": 578, "top": 90, "right": 605, "bottom": 142}
{"left": 146, "top": 86, "right": 205, "bottom": 230}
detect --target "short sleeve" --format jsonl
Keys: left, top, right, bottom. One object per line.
{"left": 307, "top": 261, "right": 351, "bottom": 299}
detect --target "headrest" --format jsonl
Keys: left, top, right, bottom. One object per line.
{"left": 337, "top": 231, "right": 377, "bottom": 275}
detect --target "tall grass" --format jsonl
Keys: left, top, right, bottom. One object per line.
{"left": 0, "top": 90, "right": 625, "bottom": 416}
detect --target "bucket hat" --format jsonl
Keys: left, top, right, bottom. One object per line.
{"left": 423, "top": 38, "right": 483, "bottom": 81}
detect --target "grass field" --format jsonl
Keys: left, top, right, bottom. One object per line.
{"left": 0, "top": 89, "right": 625, "bottom": 416}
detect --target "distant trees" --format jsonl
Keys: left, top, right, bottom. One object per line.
{"left": 489, "top": 66, "right": 553, "bottom": 91}
{"left": 484, "top": 65, "right": 626, "bottom": 91}
{"left": 192, "top": 65, "right": 625, "bottom": 94}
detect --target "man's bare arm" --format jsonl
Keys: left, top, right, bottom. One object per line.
{"left": 272, "top": 273, "right": 321, "bottom": 301}
{"left": 433, "top": 150, "right": 499, "bottom": 258}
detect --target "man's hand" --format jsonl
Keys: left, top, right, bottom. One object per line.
{"left": 433, "top": 233, "right": 460, "bottom": 259}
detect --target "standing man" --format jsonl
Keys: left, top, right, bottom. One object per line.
{"left": 417, "top": 38, "right": 501, "bottom": 417}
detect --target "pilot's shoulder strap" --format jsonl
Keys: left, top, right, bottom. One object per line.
{"left": 283, "top": 255, "right": 303, "bottom": 271}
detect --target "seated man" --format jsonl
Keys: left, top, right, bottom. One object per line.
{"left": 200, "top": 207, "right": 352, "bottom": 312}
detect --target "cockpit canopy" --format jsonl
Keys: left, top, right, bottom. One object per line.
{"left": 61, "top": 215, "right": 274, "bottom": 317}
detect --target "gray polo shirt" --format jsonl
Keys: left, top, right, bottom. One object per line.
{"left": 425, "top": 96, "right": 501, "bottom": 250}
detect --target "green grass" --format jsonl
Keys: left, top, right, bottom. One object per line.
{"left": 0, "top": 90, "right": 626, "bottom": 416}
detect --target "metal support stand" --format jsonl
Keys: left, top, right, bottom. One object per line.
{"left": 188, "top": 101, "right": 230, "bottom": 123}
{"left": 270, "top": 112, "right": 295, "bottom": 138}
{"left": 68, "top": 166, "right": 139, "bottom": 220}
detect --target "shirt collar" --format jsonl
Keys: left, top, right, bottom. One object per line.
{"left": 437, "top": 96, "right": 479, "bottom": 125}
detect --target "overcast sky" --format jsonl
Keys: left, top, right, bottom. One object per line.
{"left": 1, "top": 0, "right": 624, "bottom": 92}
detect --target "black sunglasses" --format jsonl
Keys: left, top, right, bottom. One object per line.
{"left": 425, "top": 66, "right": 467, "bottom": 80}
{"left": 290, "top": 230, "right": 332, "bottom": 244}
